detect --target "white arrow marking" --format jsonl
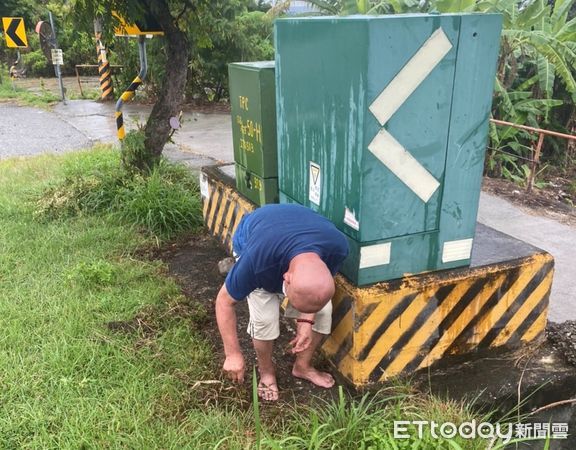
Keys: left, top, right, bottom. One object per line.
{"left": 368, "top": 129, "right": 440, "bottom": 203}
{"left": 369, "top": 28, "right": 453, "bottom": 126}
{"left": 367, "top": 27, "right": 452, "bottom": 202}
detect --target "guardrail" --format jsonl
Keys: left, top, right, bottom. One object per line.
{"left": 74, "top": 64, "right": 123, "bottom": 97}
{"left": 489, "top": 118, "right": 576, "bottom": 192}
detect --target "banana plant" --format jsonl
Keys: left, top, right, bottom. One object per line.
{"left": 473, "top": 0, "right": 576, "bottom": 103}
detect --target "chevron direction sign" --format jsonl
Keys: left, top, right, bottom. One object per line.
{"left": 2, "top": 17, "right": 28, "bottom": 48}
{"left": 368, "top": 28, "right": 452, "bottom": 203}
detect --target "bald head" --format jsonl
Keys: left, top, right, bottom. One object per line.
{"left": 284, "top": 253, "right": 335, "bottom": 313}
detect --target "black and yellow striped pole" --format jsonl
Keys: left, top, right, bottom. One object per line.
{"left": 115, "top": 35, "right": 147, "bottom": 140}
{"left": 96, "top": 40, "right": 114, "bottom": 100}
{"left": 94, "top": 19, "right": 113, "bottom": 101}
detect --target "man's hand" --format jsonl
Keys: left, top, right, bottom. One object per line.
{"left": 215, "top": 284, "right": 245, "bottom": 382}
{"left": 223, "top": 352, "right": 245, "bottom": 383}
{"left": 290, "top": 321, "right": 314, "bottom": 353}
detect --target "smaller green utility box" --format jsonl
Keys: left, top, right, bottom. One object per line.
{"left": 229, "top": 61, "right": 279, "bottom": 205}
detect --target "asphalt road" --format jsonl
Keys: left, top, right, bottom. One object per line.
{"left": 0, "top": 104, "right": 92, "bottom": 158}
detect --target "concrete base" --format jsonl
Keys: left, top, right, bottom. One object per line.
{"left": 201, "top": 165, "right": 554, "bottom": 387}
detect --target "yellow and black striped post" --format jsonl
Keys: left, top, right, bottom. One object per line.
{"left": 201, "top": 165, "right": 555, "bottom": 387}
{"left": 94, "top": 19, "right": 113, "bottom": 101}
{"left": 96, "top": 39, "right": 113, "bottom": 100}
{"left": 115, "top": 75, "right": 143, "bottom": 140}
{"left": 115, "top": 36, "right": 147, "bottom": 141}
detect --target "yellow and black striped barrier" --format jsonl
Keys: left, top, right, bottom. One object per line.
{"left": 96, "top": 40, "right": 113, "bottom": 100}
{"left": 115, "top": 36, "right": 147, "bottom": 141}
{"left": 201, "top": 165, "right": 554, "bottom": 387}
{"left": 201, "top": 166, "right": 255, "bottom": 252}
{"left": 325, "top": 252, "right": 553, "bottom": 385}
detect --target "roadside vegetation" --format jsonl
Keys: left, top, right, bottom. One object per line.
{"left": 0, "top": 147, "right": 528, "bottom": 448}
{"left": 0, "top": 73, "right": 60, "bottom": 108}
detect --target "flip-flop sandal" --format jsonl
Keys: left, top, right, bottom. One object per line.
{"left": 257, "top": 382, "right": 279, "bottom": 401}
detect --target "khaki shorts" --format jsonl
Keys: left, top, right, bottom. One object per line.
{"left": 246, "top": 288, "right": 332, "bottom": 340}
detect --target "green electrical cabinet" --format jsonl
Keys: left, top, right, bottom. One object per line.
{"left": 229, "top": 61, "right": 279, "bottom": 205}
{"left": 275, "top": 14, "right": 503, "bottom": 285}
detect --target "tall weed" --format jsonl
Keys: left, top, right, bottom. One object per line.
{"left": 34, "top": 147, "right": 202, "bottom": 239}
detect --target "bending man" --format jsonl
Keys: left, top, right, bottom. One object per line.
{"left": 215, "top": 204, "right": 349, "bottom": 401}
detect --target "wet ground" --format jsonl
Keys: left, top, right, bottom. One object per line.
{"left": 483, "top": 177, "right": 576, "bottom": 227}
{"left": 152, "top": 232, "right": 340, "bottom": 412}
{"left": 0, "top": 105, "right": 92, "bottom": 158}
{"left": 548, "top": 321, "right": 576, "bottom": 367}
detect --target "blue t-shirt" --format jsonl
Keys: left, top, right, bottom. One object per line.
{"left": 225, "top": 204, "right": 349, "bottom": 301}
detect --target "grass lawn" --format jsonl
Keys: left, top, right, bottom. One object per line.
{"left": 0, "top": 148, "right": 520, "bottom": 449}
{"left": 0, "top": 150, "right": 251, "bottom": 448}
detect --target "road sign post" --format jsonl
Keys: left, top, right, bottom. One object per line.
{"left": 48, "top": 11, "right": 65, "bottom": 103}
{"left": 50, "top": 49, "right": 63, "bottom": 65}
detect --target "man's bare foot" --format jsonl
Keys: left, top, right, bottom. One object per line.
{"left": 292, "top": 366, "right": 335, "bottom": 388}
{"left": 258, "top": 372, "right": 279, "bottom": 401}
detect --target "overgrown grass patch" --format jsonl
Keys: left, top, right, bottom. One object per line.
{"left": 0, "top": 77, "right": 60, "bottom": 108}
{"left": 34, "top": 146, "right": 203, "bottom": 239}
{"left": 0, "top": 151, "right": 252, "bottom": 448}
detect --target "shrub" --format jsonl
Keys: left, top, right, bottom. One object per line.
{"left": 34, "top": 147, "right": 203, "bottom": 239}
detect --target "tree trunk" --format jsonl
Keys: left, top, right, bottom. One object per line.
{"left": 134, "top": 0, "right": 189, "bottom": 172}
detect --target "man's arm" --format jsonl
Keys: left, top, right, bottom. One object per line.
{"left": 215, "top": 283, "right": 245, "bottom": 383}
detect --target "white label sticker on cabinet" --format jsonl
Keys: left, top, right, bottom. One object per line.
{"left": 343, "top": 207, "right": 360, "bottom": 231}
{"left": 442, "top": 238, "right": 473, "bottom": 263}
{"left": 360, "top": 242, "right": 391, "bottom": 269}
{"left": 309, "top": 161, "right": 321, "bottom": 206}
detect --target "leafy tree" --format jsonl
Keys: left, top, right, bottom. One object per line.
{"left": 187, "top": 6, "right": 274, "bottom": 102}
{"left": 72, "top": 0, "right": 194, "bottom": 172}
{"left": 0, "top": 0, "right": 45, "bottom": 26}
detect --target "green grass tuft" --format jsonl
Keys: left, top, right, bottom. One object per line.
{"left": 34, "top": 146, "right": 203, "bottom": 239}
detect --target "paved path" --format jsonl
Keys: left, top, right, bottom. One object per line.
{"left": 0, "top": 101, "right": 231, "bottom": 169}
{"left": 0, "top": 105, "right": 91, "bottom": 157}
{"left": 478, "top": 194, "right": 575, "bottom": 323}
{"left": 0, "top": 101, "right": 573, "bottom": 322}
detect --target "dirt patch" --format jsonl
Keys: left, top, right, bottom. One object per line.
{"left": 117, "top": 230, "right": 576, "bottom": 423}
{"left": 153, "top": 232, "right": 340, "bottom": 412}
{"left": 547, "top": 321, "right": 576, "bottom": 367}
{"left": 482, "top": 176, "right": 576, "bottom": 227}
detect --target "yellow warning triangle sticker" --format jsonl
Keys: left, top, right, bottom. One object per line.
{"left": 311, "top": 165, "right": 320, "bottom": 185}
